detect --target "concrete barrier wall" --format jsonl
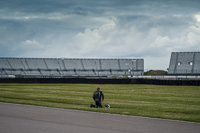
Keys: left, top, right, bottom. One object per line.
{"left": 0, "top": 78, "right": 131, "bottom": 84}
{"left": 134, "top": 79, "right": 200, "bottom": 86}
{"left": 0, "top": 78, "right": 200, "bottom": 86}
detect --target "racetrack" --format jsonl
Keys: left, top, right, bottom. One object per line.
{"left": 0, "top": 102, "right": 199, "bottom": 133}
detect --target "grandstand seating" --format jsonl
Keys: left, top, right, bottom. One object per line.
{"left": 194, "top": 53, "right": 200, "bottom": 74}
{"left": 100, "top": 59, "right": 119, "bottom": 70}
{"left": 26, "top": 58, "right": 47, "bottom": 69}
{"left": 81, "top": 59, "right": 100, "bottom": 70}
{"left": 0, "top": 57, "right": 144, "bottom": 77}
{"left": 8, "top": 58, "right": 27, "bottom": 69}
{"left": 0, "top": 58, "right": 12, "bottom": 69}
{"left": 63, "top": 59, "right": 83, "bottom": 70}
{"left": 44, "top": 59, "right": 62, "bottom": 69}
{"left": 168, "top": 52, "right": 200, "bottom": 74}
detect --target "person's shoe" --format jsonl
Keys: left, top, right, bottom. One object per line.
{"left": 90, "top": 104, "right": 94, "bottom": 108}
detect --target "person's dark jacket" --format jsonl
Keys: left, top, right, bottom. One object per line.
{"left": 93, "top": 90, "right": 104, "bottom": 101}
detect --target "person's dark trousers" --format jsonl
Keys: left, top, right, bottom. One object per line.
{"left": 95, "top": 100, "right": 102, "bottom": 108}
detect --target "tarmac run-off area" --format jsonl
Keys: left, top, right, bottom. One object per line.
{"left": 0, "top": 102, "right": 200, "bottom": 133}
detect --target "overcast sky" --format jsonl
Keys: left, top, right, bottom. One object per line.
{"left": 0, "top": 0, "right": 200, "bottom": 70}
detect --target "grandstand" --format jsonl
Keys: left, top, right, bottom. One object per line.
{"left": 0, "top": 58, "right": 144, "bottom": 78}
{"left": 168, "top": 52, "right": 200, "bottom": 75}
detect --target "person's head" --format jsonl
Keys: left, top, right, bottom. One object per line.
{"left": 97, "top": 87, "right": 100, "bottom": 91}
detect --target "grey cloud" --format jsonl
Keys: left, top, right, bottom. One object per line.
{"left": 1, "top": 0, "right": 200, "bottom": 69}
{"left": 0, "top": 0, "right": 73, "bottom": 13}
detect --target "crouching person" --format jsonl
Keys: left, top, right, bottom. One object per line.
{"left": 91, "top": 87, "right": 104, "bottom": 108}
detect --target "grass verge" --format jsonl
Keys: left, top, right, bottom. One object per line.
{"left": 0, "top": 83, "right": 200, "bottom": 122}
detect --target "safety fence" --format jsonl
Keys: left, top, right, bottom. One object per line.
{"left": 0, "top": 78, "right": 199, "bottom": 86}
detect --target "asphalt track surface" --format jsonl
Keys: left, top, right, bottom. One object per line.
{"left": 0, "top": 102, "right": 200, "bottom": 133}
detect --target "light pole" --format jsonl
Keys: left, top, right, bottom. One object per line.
{"left": 125, "top": 63, "right": 130, "bottom": 77}
{"left": 132, "top": 60, "right": 136, "bottom": 76}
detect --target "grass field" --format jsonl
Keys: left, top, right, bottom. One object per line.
{"left": 0, "top": 83, "right": 200, "bottom": 122}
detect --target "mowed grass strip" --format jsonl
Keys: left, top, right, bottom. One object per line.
{"left": 0, "top": 83, "right": 199, "bottom": 122}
